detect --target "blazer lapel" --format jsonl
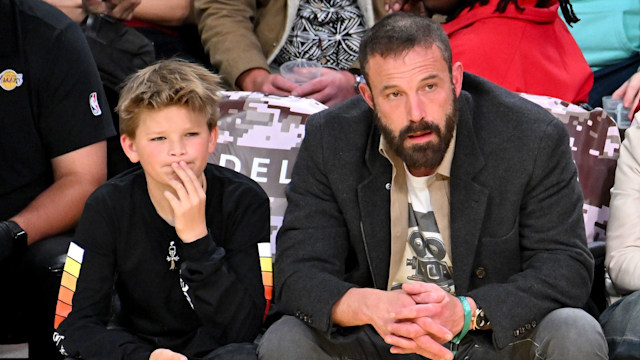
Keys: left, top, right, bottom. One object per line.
{"left": 450, "top": 92, "right": 488, "bottom": 294}
{"left": 357, "top": 121, "right": 393, "bottom": 290}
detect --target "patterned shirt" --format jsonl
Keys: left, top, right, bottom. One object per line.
{"left": 274, "top": 0, "right": 367, "bottom": 70}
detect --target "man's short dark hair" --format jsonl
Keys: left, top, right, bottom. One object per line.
{"left": 359, "top": 12, "right": 453, "bottom": 83}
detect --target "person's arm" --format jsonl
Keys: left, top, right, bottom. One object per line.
{"left": 466, "top": 117, "right": 593, "bottom": 348}
{"left": 194, "top": 0, "right": 271, "bottom": 89}
{"left": 606, "top": 125, "right": 640, "bottom": 293}
{"left": 43, "top": 0, "right": 85, "bottom": 22}
{"left": 11, "top": 142, "right": 106, "bottom": 244}
{"left": 11, "top": 11, "right": 115, "bottom": 244}
{"left": 82, "top": 0, "right": 140, "bottom": 20}
{"left": 130, "top": 0, "right": 194, "bottom": 26}
{"left": 176, "top": 168, "right": 269, "bottom": 343}
{"left": 81, "top": 0, "right": 193, "bottom": 25}
{"left": 55, "top": 191, "right": 157, "bottom": 360}
{"left": 273, "top": 113, "right": 368, "bottom": 336}
{"left": 50, "top": 0, "right": 193, "bottom": 25}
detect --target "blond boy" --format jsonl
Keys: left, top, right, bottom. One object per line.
{"left": 54, "top": 59, "right": 269, "bottom": 360}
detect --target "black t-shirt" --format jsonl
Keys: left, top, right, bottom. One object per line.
{"left": 0, "top": 0, "right": 115, "bottom": 219}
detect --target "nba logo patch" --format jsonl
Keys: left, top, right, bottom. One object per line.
{"left": 89, "top": 92, "right": 102, "bottom": 116}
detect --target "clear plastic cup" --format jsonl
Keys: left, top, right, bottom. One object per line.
{"left": 602, "top": 96, "right": 631, "bottom": 130}
{"left": 279, "top": 60, "right": 322, "bottom": 85}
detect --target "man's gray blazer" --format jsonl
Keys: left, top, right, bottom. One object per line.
{"left": 274, "top": 73, "right": 594, "bottom": 349}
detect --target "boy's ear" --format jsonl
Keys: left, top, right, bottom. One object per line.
{"left": 120, "top": 134, "right": 140, "bottom": 163}
{"left": 208, "top": 127, "right": 218, "bottom": 154}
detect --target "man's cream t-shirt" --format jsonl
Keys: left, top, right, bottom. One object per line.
{"left": 379, "top": 130, "right": 456, "bottom": 293}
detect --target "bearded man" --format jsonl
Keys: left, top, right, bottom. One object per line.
{"left": 259, "top": 12, "right": 607, "bottom": 360}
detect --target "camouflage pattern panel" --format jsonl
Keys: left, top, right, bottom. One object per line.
{"left": 209, "top": 91, "right": 327, "bottom": 250}
{"left": 521, "top": 93, "right": 621, "bottom": 243}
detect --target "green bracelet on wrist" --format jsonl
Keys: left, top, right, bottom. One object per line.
{"left": 450, "top": 296, "right": 472, "bottom": 354}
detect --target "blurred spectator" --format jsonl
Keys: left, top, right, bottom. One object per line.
{"left": 45, "top": 0, "right": 209, "bottom": 65}
{"left": 195, "top": 0, "right": 387, "bottom": 107}
{"left": 600, "top": 121, "right": 640, "bottom": 359}
{"left": 0, "top": 0, "right": 115, "bottom": 358}
{"left": 385, "top": 0, "right": 593, "bottom": 104}
{"left": 564, "top": 0, "right": 640, "bottom": 119}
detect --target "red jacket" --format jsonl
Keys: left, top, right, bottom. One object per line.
{"left": 441, "top": 0, "right": 593, "bottom": 104}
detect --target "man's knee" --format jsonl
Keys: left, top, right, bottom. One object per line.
{"left": 539, "top": 308, "right": 601, "bottom": 335}
{"left": 258, "top": 315, "right": 331, "bottom": 360}
{"left": 534, "top": 308, "right": 608, "bottom": 359}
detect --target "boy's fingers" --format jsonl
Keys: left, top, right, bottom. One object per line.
{"left": 171, "top": 162, "right": 205, "bottom": 200}
{"left": 170, "top": 163, "right": 196, "bottom": 197}
{"left": 163, "top": 190, "right": 180, "bottom": 210}
{"left": 179, "top": 162, "right": 205, "bottom": 195}
{"left": 166, "top": 178, "right": 188, "bottom": 203}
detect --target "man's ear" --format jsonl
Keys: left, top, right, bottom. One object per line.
{"left": 359, "top": 82, "right": 375, "bottom": 110}
{"left": 120, "top": 134, "right": 140, "bottom": 164}
{"left": 208, "top": 127, "right": 218, "bottom": 154}
{"left": 452, "top": 61, "right": 463, "bottom": 97}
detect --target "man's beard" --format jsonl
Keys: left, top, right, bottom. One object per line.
{"left": 375, "top": 93, "right": 458, "bottom": 172}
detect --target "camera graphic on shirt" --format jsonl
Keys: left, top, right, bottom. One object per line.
{"left": 406, "top": 229, "right": 454, "bottom": 292}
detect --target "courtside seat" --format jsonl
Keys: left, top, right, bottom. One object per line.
{"left": 209, "top": 91, "right": 326, "bottom": 322}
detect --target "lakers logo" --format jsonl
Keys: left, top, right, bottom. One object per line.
{"left": 0, "top": 69, "right": 23, "bottom": 91}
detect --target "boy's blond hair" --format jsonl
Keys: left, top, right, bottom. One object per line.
{"left": 117, "top": 59, "right": 222, "bottom": 138}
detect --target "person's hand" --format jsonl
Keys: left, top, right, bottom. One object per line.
{"left": 384, "top": 283, "right": 465, "bottom": 360}
{"left": 291, "top": 69, "right": 357, "bottom": 107}
{"left": 362, "top": 289, "right": 421, "bottom": 340}
{"left": 332, "top": 288, "right": 419, "bottom": 338}
{"left": 385, "top": 0, "right": 411, "bottom": 13}
{"left": 612, "top": 71, "right": 640, "bottom": 121}
{"left": 150, "top": 348, "right": 187, "bottom": 360}
{"left": 82, "top": 0, "right": 141, "bottom": 20}
{"left": 384, "top": 0, "right": 426, "bottom": 14}
{"left": 237, "top": 68, "right": 298, "bottom": 96}
{"left": 163, "top": 161, "right": 208, "bottom": 243}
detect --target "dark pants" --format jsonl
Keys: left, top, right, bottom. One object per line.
{"left": 259, "top": 309, "right": 608, "bottom": 360}
{"left": 0, "top": 234, "right": 71, "bottom": 360}
{"left": 600, "top": 290, "right": 640, "bottom": 359}
{"left": 63, "top": 342, "right": 257, "bottom": 360}
{"left": 199, "top": 342, "right": 258, "bottom": 360}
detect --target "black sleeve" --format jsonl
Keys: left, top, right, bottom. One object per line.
{"left": 35, "top": 15, "right": 115, "bottom": 158}
{"left": 54, "top": 192, "right": 155, "bottom": 360}
{"left": 178, "top": 178, "right": 269, "bottom": 344}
